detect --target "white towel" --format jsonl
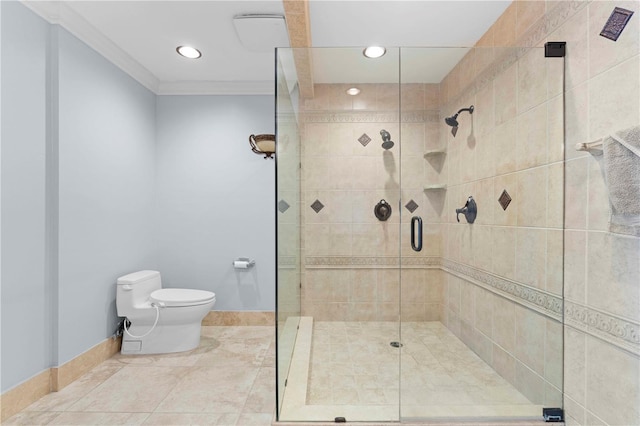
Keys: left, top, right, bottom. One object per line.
{"left": 602, "top": 125, "right": 640, "bottom": 237}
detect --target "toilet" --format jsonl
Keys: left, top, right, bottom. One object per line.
{"left": 116, "top": 270, "right": 215, "bottom": 355}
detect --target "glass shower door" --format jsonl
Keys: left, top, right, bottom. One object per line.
{"left": 399, "top": 46, "right": 565, "bottom": 421}
{"left": 276, "top": 47, "right": 402, "bottom": 422}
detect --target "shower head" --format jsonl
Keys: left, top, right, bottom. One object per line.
{"left": 445, "top": 116, "right": 459, "bottom": 127}
{"left": 444, "top": 105, "right": 474, "bottom": 137}
{"left": 380, "top": 129, "right": 394, "bottom": 150}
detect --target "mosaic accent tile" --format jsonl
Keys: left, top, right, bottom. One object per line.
{"left": 310, "top": 199, "right": 324, "bottom": 213}
{"left": 405, "top": 199, "right": 419, "bottom": 213}
{"left": 498, "top": 189, "right": 512, "bottom": 211}
{"left": 358, "top": 133, "right": 372, "bottom": 147}
{"left": 277, "top": 199, "right": 290, "bottom": 213}
{"left": 600, "top": 7, "right": 634, "bottom": 41}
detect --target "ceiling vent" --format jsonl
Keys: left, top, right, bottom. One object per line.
{"left": 233, "top": 14, "right": 290, "bottom": 52}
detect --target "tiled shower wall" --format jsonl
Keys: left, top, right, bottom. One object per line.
{"left": 441, "top": 1, "right": 640, "bottom": 424}
{"left": 299, "top": 83, "right": 444, "bottom": 322}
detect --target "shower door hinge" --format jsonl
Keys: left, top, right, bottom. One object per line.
{"left": 543, "top": 407, "right": 564, "bottom": 422}
{"left": 544, "top": 41, "right": 566, "bottom": 57}
{"left": 284, "top": 379, "right": 288, "bottom": 387}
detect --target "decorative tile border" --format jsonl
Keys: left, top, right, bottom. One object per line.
{"left": 304, "top": 255, "right": 440, "bottom": 268}
{"left": 300, "top": 110, "right": 440, "bottom": 124}
{"left": 442, "top": 259, "right": 563, "bottom": 321}
{"left": 300, "top": 255, "right": 638, "bottom": 355}
{"left": 565, "top": 301, "right": 640, "bottom": 356}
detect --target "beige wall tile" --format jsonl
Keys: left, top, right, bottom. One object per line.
{"left": 516, "top": 1, "right": 546, "bottom": 40}
{"left": 424, "top": 84, "right": 440, "bottom": 110}
{"left": 545, "top": 319, "right": 563, "bottom": 390}
{"left": 376, "top": 83, "right": 400, "bottom": 111}
{"left": 459, "top": 280, "right": 476, "bottom": 323}
{"left": 588, "top": 56, "right": 640, "bottom": 141}
{"left": 494, "top": 3, "right": 518, "bottom": 47}
{"left": 586, "top": 335, "right": 640, "bottom": 425}
{"left": 518, "top": 47, "right": 548, "bottom": 114}
{"left": 475, "top": 131, "right": 497, "bottom": 181}
{"left": 472, "top": 225, "right": 493, "bottom": 271}
{"left": 493, "top": 295, "right": 516, "bottom": 354}
{"left": 564, "top": 83, "right": 589, "bottom": 161}
{"left": 401, "top": 83, "right": 425, "bottom": 111}
{"left": 516, "top": 103, "right": 548, "bottom": 170}
{"left": 495, "top": 64, "right": 518, "bottom": 126}
{"left": 547, "top": 162, "right": 564, "bottom": 229}
{"left": 546, "top": 229, "right": 564, "bottom": 295}
{"left": 564, "top": 230, "right": 587, "bottom": 303}
{"left": 516, "top": 167, "right": 548, "bottom": 227}
{"left": 516, "top": 228, "right": 547, "bottom": 290}
{"left": 565, "top": 158, "right": 589, "bottom": 229}
{"left": 493, "top": 344, "right": 517, "bottom": 385}
{"left": 494, "top": 119, "right": 518, "bottom": 176}
{"left": 474, "top": 287, "right": 494, "bottom": 338}
{"left": 587, "top": 158, "right": 610, "bottom": 232}
{"left": 492, "top": 226, "right": 516, "bottom": 280}
{"left": 515, "top": 305, "right": 546, "bottom": 376}
{"left": 350, "top": 269, "right": 378, "bottom": 302}
{"left": 515, "top": 360, "right": 545, "bottom": 404}
{"left": 587, "top": 231, "right": 640, "bottom": 320}
{"left": 552, "top": 7, "right": 589, "bottom": 90}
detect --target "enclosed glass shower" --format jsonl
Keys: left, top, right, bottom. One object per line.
{"left": 276, "top": 46, "right": 565, "bottom": 423}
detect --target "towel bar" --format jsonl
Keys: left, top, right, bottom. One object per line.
{"left": 575, "top": 138, "right": 603, "bottom": 154}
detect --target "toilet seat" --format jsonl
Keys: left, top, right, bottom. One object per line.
{"left": 150, "top": 288, "right": 215, "bottom": 307}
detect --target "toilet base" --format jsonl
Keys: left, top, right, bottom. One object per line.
{"left": 121, "top": 322, "right": 202, "bottom": 355}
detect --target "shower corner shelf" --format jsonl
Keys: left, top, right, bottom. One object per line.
{"left": 424, "top": 149, "right": 447, "bottom": 158}
{"left": 424, "top": 184, "right": 447, "bottom": 191}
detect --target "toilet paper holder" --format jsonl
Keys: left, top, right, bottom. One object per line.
{"left": 233, "top": 258, "right": 256, "bottom": 269}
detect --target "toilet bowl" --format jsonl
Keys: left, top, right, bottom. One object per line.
{"left": 116, "top": 270, "right": 215, "bottom": 355}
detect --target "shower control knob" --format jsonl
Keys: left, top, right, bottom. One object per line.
{"left": 374, "top": 199, "right": 392, "bottom": 221}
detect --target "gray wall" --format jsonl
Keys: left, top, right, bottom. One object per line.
{"left": 1, "top": 1, "right": 51, "bottom": 391}
{"left": 0, "top": 2, "right": 275, "bottom": 392}
{"left": 57, "top": 28, "right": 158, "bottom": 365}
{"left": 155, "top": 95, "right": 275, "bottom": 311}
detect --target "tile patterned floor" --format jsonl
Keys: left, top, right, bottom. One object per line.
{"left": 5, "top": 326, "right": 276, "bottom": 426}
{"left": 307, "top": 321, "right": 537, "bottom": 418}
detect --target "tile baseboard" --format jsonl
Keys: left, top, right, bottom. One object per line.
{"left": 202, "top": 310, "right": 274, "bottom": 326}
{"left": 1, "top": 336, "right": 121, "bottom": 422}
{"left": 0, "top": 370, "right": 51, "bottom": 422}
{"left": 51, "top": 336, "right": 122, "bottom": 391}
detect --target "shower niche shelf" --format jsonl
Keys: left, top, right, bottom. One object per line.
{"left": 424, "top": 184, "right": 447, "bottom": 191}
{"left": 424, "top": 149, "right": 447, "bottom": 158}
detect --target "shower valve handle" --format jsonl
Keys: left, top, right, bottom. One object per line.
{"left": 456, "top": 196, "right": 477, "bottom": 224}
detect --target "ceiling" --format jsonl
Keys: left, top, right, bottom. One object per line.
{"left": 24, "top": 0, "right": 511, "bottom": 94}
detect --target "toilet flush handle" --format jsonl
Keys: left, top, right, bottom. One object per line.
{"left": 122, "top": 285, "right": 133, "bottom": 291}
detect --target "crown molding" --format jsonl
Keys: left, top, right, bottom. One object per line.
{"left": 157, "top": 80, "right": 275, "bottom": 96}
{"left": 21, "top": 0, "right": 160, "bottom": 93}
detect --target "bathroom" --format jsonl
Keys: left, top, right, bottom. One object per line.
{"left": 2, "top": 0, "right": 640, "bottom": 425}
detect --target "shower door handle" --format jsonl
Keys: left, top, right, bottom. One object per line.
{"left": 411, "top": 216, "right": 423, "bottom": 252}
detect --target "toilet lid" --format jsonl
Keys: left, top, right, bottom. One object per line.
{"left": 150, "top": 288, "right": 215, "bottom": 307}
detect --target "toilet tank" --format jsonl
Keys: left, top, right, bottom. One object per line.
{"left": 116, "top": 270, "right": 162, "bottom": 316}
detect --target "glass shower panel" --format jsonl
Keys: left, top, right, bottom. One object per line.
{"left": 276, "top": 47, "right": 402, "bottom": 422}
{"left": 275, "top": 45, "right": 564, "bottom": 424}
{"left": 275, "top": 49, "right": 302, "bottom": 415}
{"left": 399, "top": 46, "right": 564, "bottom": 421}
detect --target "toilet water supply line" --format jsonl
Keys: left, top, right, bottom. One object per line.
{"left": 123, "top": 302, "right": 165, "bottom": 339}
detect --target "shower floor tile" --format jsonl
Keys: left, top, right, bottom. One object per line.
{"left": 300, "top": 321, "right": 540, "bottom": 419}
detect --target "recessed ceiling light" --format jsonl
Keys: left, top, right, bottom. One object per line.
{"left": 176, "top": 46, "right": 202, "bottom": 59}
{"left": 363, "top": 46, "right": 386, "bottom": 59}
{"left": 346, "top": 87, "right": 361, "bottom": 96}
